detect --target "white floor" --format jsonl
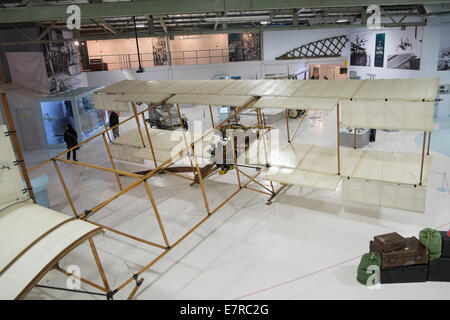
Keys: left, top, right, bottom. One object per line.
{"left": 23, "top": 105, "right": 450, "bottom": 300}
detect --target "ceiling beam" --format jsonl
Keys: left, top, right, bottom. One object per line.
{"left": 37, "top": 20, "right": 57, "bottom": 40}
{"left": 0, "top": 20, "right": 427, "bottom": 46}
{"left": 159, "top": 16, "right": 168, "bottom": 33}
{"left": 90, "top": 18, "right": 118, "bottom": 35}
{"left": 0, "top": 0, "right": 447, "bottom": 24}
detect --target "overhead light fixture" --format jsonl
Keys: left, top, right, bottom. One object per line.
{"left": 204, "top": 15, "right": 270, "bottom": 22}
{"left": 74, "top": 41, "right": 79, "bottom": 46}
{"left": 260, "top": 21, "right": 269, "bottom": 25}
{"left": 136, "top": 24, "right": 145, "bottom": 28}
{"left": 336, "top": 18, "right": 349, "bottom": 23}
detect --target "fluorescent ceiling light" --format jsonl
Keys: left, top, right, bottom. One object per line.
{"left": 336, "top": 18, "right": 349, "bottom": 23}
{"left": 260, "top": 21, "right": 269, "bottom": 25}
{"left": 136, "top": 24, "right": 145, "bottom": 28}
{"left": 204, "top": 15, "right": 270, "bottom": 22}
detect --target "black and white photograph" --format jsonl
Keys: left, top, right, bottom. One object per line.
{"left": 437, "top": 25, "right": 450, "bottom": 71}
{"left": 386, "top": 26, "right": 423, "bottom": 70}
{"left": 350, "top": 32, "right": 373, "bottom": 66}
{"left": 41, "top": 29, "right": 83, "bottom": 93}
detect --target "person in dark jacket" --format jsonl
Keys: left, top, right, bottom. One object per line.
{"left": 109, "top": 111, "right": 120, "bottom": 139}
{"left": 369, "top": 128, "right": 377, "bottom": 142}
{"left": 63, "top": 124, "right": 78, "bottom": 161}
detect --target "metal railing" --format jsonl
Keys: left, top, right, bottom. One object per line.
{"left": 84, "top": 47, "right": 258, "bottom": 71}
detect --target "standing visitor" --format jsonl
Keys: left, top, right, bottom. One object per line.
{"left": 64, "top": 124, "right": 78, "bottom": 161}
{"left": 109, "top": 111, "right": 120, "bottom": 139}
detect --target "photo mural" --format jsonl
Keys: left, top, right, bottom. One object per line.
{"left": 386, "top": 26, "right": 423, "bottom": 70}
{"left": 350, "top": 26, "right": 423, "bottom": 70}
{"left": 41, "top": 29, "right": 83, "bottom": 93}
{"left": 437, "top": 25, "right": 450, "bottom": 71}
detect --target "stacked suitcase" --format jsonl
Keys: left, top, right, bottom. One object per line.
{"left": 428, "top": 231, "right": 450, "bottom": 282}
{"left": 368, "top": 231, "right": 450, "bottom": 284}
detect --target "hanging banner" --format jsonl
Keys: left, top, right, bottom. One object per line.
{"left": 374, "top": 33, "right": 385, "bottom": 68}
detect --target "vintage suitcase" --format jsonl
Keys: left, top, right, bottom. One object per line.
{"left": 373, "top": 232, "right": 407, "bottom": 252}
{"left": 440, "top": 231, "right": 450, "bottom": 258}
{"left": 381, "top": 264, "right": 428, "bottom": 284}
{"left": 428, "top": 257, "right": 450, "bottom": 282}
{"left": 371, "top": 237, "right": 429, "bottom": 268}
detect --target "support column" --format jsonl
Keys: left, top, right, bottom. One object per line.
{"left": 337, "top": 103, "right": 341, "bottom": 175}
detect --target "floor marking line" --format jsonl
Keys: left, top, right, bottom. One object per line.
{"left": 234, "top": 221, "right": 450, "bottom": 300}
{"left": 233, "top": 254, "right": 363, "bottom": 300}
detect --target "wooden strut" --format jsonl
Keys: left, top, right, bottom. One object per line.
{"left": 144, "top": 181, "right": 170, "bottom": 248}
{"left": 141, "top": 112, "right": 158, "bottom": 168}
{"left": 54, "top": 265, "right": 107, "bottom": 293}
{"left": 84, "top": 220, "right": 167, "bottom": 250}
{"left": 285, "top": 109, "right": 290, "bottom": 142}
{"left": 127, "top": 278, "right": 144, "bottom": 300}
{"left": 34, "top": 97, "right": 263, "bottom": 298}
{"left": 165, "top": 102, "right": 174, "bottom": 129}
{"left": 228, "top": 122, "right": 241, "bottom": 189}
{"left": 420, "top": 130, "right": 426, "bottom": 185}
{"left": 289, "top": 110, "right": 308, "bottom": 143}
{"left": 175, "top": 103, "right": 211, "bottom": 214}
{"left": 266, "top": 183, "right": 289, "bottom": 205}
{"left": 131, "top": 102, "right": 146, "bottom": 148}
{"left": 174, "top": 103, "right": 198, "bottom": 180}
{"left": 114, "top": 168, "right": 263, "bottom": 293}
{"left": 88, "top": 238, "right": 111, "bottom": 292}
{"left": 102, "top": 133, "right": 123, "bottom": 191}
{"left": 257, "top": 108, "right": 274, "bottom": 193}
{"left": 52, "top": 159, "right": 78, "bottom": 217}
{"left": 209, "top": 105, "right": 215, "bottom": 128}
{"left": 1, "top": 92, "right": 36, "bottom": 202}
{"left": 354, "top": 127, "right": 357, "bottom": 149}
{"left": 427, "top": 131, "right": 431, "bottom": 155}
{"left": 85, "top": 100, "right": 256, "bottom": 220}
{"left": 238, "top": 168, "right": 273, "bottom": 195}
{"left": 56, "top": 158, "right": 142, "bottom": 178}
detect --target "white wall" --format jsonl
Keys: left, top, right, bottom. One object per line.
{"left": 263, "top": 15, "right": 450, "bottom": 83}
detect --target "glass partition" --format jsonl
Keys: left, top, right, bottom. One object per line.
{"left": 40, "top": 100, "right": 75, "bottom": 146}
{"left": 77, "top": 95, "right": 103, "bottom": 139}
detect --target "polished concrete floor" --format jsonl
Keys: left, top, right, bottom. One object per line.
{"left": 23, "top": 105, "right": 450, "bottom": 300}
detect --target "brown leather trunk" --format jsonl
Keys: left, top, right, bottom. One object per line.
{"left": 370, "top": 237, "right": 429, "bottom": 268}
{"left": 373, "top": 232, "right": 407, "bottom": 252}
